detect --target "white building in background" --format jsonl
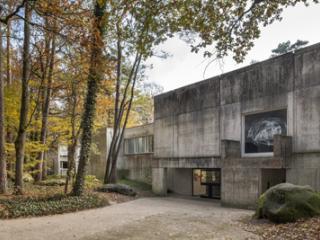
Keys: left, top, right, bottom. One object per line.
{"left": 57, "top": 145, "right": 80, "bottom": 176}
{"left": 54, "top": 128, "right": 114, "bottom": 179}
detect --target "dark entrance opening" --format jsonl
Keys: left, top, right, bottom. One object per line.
{"left": 261, "top": 169, "right": 286, "bottom": 193}
{"left": 192, "top": 169, "right": 221, "bottom": 199}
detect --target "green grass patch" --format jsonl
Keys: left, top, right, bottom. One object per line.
{"left": 0, "top": 193, "right": 109, "bottom": 219}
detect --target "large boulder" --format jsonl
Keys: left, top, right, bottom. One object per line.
{"left": 96, "top": 184, "right": 137, "bottom": 196}
{"left": 256, "top": 183, "right": 320, "bottom": 223}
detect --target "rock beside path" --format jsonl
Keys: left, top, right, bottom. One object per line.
{"left": 256, "top": 183, "right": 320, "bottom": 223}
{"left": 97, "top": 184, "right": 137, "bottom": 196}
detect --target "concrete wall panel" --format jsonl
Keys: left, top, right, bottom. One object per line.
{"left": 220, "top": 103, "right": 241, "bottom": 141}
{"left": 176, "top": 108, "right": 220, "bottom": 157}
{"left": 154, "top": 78, "right": 220, "bottom": 119}
{"left": 294, "top": 86, "right": 320, "bottom": 152}
{"left": 295, "top": 44, "right": 320, "bottom": 89}
{"left": 154, "top": 116, "right": 175, "bottom": 157}
{"left": 167, "top": 168, "right": 192, "bottom": 195}
{"left": 221, "top": 168, "right": 260, "bottom": 209}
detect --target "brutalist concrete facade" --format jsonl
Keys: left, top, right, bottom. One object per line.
{"left": 117, "top": 124, "right": 154, "bottom": 184}
{"left": 152, "top": 43, "right": 320, "bottom": 208}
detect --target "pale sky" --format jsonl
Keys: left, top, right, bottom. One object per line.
{"left": 145, "top": 2, "right": 320, "bottom": 92}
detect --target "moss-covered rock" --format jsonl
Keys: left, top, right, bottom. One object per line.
{"left": 256, "top": 183, "right": 320, "bottom": 223}
{"left": 96, "top": 183, "right": 137, "bottom": 196}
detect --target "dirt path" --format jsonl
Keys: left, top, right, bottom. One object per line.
{"left": 0, "top": 197, "right": 260, "bottom": 240}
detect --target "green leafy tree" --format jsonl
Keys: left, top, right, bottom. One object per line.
{"left": 271, "top": 40, "right": 309, "bottom": 57}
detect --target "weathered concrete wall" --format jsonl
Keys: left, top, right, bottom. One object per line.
{"left": 117, "top": 124, "right": 153, "bottom": 184}
{"left": 153, "top": 43, "right": 320, "bottom": 207}
{"left": 167, "top": 168, "right": 192, "bottom": 195}
{"left": 221, "top": 168, "right": 260, "bottom": 209}
{"left": 152, "top": 168, "right": 167, "bottom": 195}
{"left": 287, "top": 44, "right": 320, "bottom": 191}
{"left": 154, "top": 78, "right": 221, "bottom": 158}
{"left": 120, "top": 155, "right": 152, "bottom": 183}
{"left": 261, "top": 169, "right": 286, "bottom": 193}
{"left": 88, "top": 128, "right": 111, "bottom": 180}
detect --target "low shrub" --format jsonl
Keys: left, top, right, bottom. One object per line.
{"left": 36, "top": 178, "right": 66, "bottom": 186}
{"left": 0, "top": 193, "right": 109, "bottom": 219}
{"left": 23, "top": 173, "right": 34, "bottom": 183}
{"left": 85, "top": 175, "right": 102, "bottom": 189}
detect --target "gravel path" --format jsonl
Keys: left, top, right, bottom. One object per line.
{"left": 0, "top": 197, "right": 260, "bottom": 240}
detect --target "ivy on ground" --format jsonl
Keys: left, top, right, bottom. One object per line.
{"left": 0, "top": 193, "right": 108, "bottom": 219}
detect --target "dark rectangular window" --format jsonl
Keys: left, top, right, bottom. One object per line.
{"left": 60, "top": 161, "right": 68, "bottom": 169}
{"left": 244, "top": 109, "right": 287, "bottom": 154}
{"left": 124, "top": 135, "right": 153, "bottom": 155}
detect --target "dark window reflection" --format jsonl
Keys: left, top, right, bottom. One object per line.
{"left": 245, "top": 109, "right": 287, "bottom": 154}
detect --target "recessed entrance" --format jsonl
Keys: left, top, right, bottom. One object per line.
{"left": 192, "top": 169, "right": 221, "bottom": 199}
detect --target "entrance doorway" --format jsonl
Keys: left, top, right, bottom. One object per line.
{"left": 192, "top": 169, "right": 221, "bottom": 199}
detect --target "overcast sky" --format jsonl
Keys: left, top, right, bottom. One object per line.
{"left": 145, "top": 2, "right": 320, "bottom": 92}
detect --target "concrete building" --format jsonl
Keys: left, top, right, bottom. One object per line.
{"left": 117, "top": 124, "right": 154, "bottom": 184}
{"left": 55, "top": 145, "right": 80, "bottom": 176}
{"left": 118, "top": 43, "right": 320, "bottom": 208}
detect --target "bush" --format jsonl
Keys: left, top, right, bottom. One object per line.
{"left": 85, "top": 175, "right": 102, "bottom": 189}
{"left": 0, "top": 193, "right": 109, "bottom": 219}
{"left": 23, "top": 173, "right": 34, "bottom": 183}
{"left": 256, "top": 183, "right": 320, "bottom": 223}
{"left": 36, "top": 178, "right": 66, "bottom": 186}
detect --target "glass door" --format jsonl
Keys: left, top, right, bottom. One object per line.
{"left": 193, "top": 169, "right": 221, "bottom": 199}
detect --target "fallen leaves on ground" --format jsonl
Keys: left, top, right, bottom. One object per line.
{"left": 244, "top": 217, "right": 320, "bottom": 240}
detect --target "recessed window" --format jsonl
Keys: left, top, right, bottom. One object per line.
{"left": 124, "top": 135, "right": 153, "bottom": 155}
{"left": 60, "top": 161, "right": 68, "bottom": 169}
{"left": 244, "top": 109, "right": 287, "bottom": 154}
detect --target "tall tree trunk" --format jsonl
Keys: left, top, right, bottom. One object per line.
{"left": 104, "top": 36, "right": 122, "bottom": 184}
{"left": 0, "top": 25, "right": 8, "bottom": 194}
{"left": 5, "top": 19, "right": 13, "bottom": 171}
{"left": 14, "top": 1, "right": 32, "bottom": 195}
{"left": 65, "top": 139, "right": 77, "bottom": 194}
{"left": 5, "top": 9, "right": 13, "bottom": 172}
{"left": 42, "top": 33, "right": 55, "bottom": 180}
{"left": 36, "top": 30, "right": 56, "bottom": 182}
{"left": 6, "top": 19, "right": 11, "bottom": 85}
{"left": 72, "top": 0, "right": 107, "bottom": 196}
{"left": 104, "top": 54, "right": 142, "bottom": 184}
{"left": 65, "top": 80, "right": 78, "bottom": 194}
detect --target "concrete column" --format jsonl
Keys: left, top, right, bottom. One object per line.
{"left": 152, "top": 168, "right": 167, "bottom": 196}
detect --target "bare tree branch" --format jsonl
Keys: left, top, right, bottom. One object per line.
{"left": 0, "top": 0, "right": 27, "bottom": 24}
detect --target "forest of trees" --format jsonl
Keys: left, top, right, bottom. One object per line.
{"left": 0, "top": 0, "right": 317, "bottom": 196}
